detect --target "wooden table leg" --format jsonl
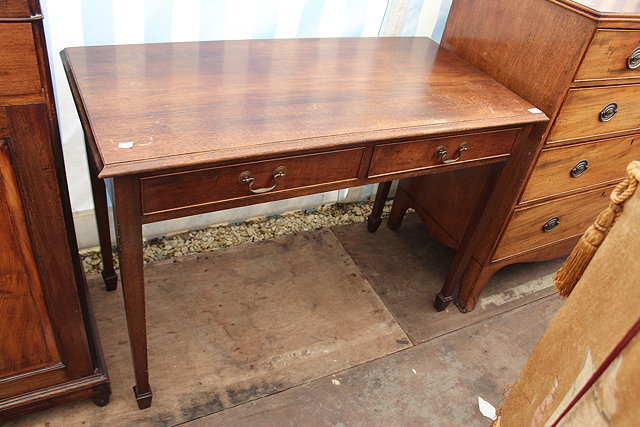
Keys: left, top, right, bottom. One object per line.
{"left": 435, "top": 174, "right": 497, "bottom": 311}
{"left": 85, "top": 139, "right": 117, "bottom": 291}
{"left": 113, "top": 176, "right": 152, "bottom": 409}
{"left": 435, "top": 123, "right": 546, "bottom": 312}
{"left": 367, "top": 181, "right": 392, "bottom": 232}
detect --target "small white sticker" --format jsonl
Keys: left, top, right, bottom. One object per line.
{"left": 118, "top": 141, "right": 134, "bottom": 149}
{"left": 528, "top": 108, "right": 543, "bottom": 114}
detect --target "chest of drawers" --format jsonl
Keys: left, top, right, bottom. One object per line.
{"left": 388, "top": 0, "right": 640, "bottom": 311}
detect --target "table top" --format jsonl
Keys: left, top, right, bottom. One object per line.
{"left": 61, "top": 37, "right": 545, "bottom": 178}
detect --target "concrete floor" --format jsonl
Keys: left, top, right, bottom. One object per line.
{"left": 10, "top": 213, "right": 563, "bottom": 426}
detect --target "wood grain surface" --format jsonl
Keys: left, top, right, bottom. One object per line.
{"left": 548, "top": 83, "right": 640, "bottom": 143}
{"left": 521, "top": 135, "right": 638, "bottom": 202}
{"left": 493, "top": 185, "right": 613, "bottom": 260}
{"left": 0, "top": 0, "right": 31, "bottom": 18}
{"left": 61, "top": 37, "right": 542, "bottom": 177}
{"left": 0, "top": 110, "right": 7, "bottom": 138}
{"left": 368, "top": 128, "right": 517, "bottom": 178}
{"left": 442, "top": 0, "right": 594, "bottom": 117}
{"left": 0, "top": 104, "right": 96, "bottom": 403}
{"left": 0, "top": 23, "right": 41, "bottom": 97}
{"left": 141, "top": 147, "right": 364, "bottom": 216}
{"left": 0, "top": 139, "right": 60, "bottom": 381}
{"left": 575, "top": 29, "right": 640, "bottom": 82}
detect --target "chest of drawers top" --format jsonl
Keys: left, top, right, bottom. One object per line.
{"left": 442, "top": 0, "right": 640, "bottom": 122}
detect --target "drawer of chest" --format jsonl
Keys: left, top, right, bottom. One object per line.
{"left": 140, "top": 147, "right": 365, "bottom": 216}
{"left": 575, "top": 29, "right": 640, "bottom": 83}
{"left": 367, "top": 128, "right": 518, "bottom": 178}
{"left": 493, "top": 186, "right": 613, "bottom": 261}
{"left": 0, "top": 23, "right": 42, "bottom": 97}
{"left": 521, "top": 135, "right": 637, "bottom": 203}
{"left": 547, "top": 84, "right": 640, "bottom": 144}
{"left": 0, "top": 0, "right": 31, "bottom": 17}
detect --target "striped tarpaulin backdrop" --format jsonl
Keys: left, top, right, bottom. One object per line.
{"left": 40, "top": 0, "right": 453, "bottom": 248}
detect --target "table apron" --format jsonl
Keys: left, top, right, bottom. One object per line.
{"left": 137, "top": 128, "right": 519, "bottom": 224}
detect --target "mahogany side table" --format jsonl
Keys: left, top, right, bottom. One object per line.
{"left": 62, "top": 37, "right": 547, "bottom": 409}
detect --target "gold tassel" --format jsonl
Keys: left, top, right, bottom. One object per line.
{"left": 553, "top": 161, "right": 640, "bottom": 297}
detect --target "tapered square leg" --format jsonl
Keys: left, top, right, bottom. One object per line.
{"left": 86, "top": 138, "right": 118, "bottom": 291}
{"left": 367, "top": 181, "right": 392, "bottom": 232}
{"left": 113, "top": 176, "right": 152, "bottom": 409}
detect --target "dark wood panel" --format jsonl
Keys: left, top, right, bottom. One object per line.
{"left": 5, "top": 105, "right": 94, "bottom": 382}
{"left": 522, "top": 135, "right": 637, "bottom": 202}
{"left": 0, "top": 23, "right": 41, "bottom": 96}
{"left": 61, "top": 37, "right": 542, "bottom": 177}
{"left": 368, "top": 129, "right": 517, "bottom": 178}
{"left": 441, "top": 0, "right": 594, "bottom": 118}
{"left": 575, "top": 29, "right": 640, "bottom": 82}
{"left": 0, "top": 0, "right": 32, "bottom": 18}
{"left": 1, "top": 3, "right": 109, "bottom": 416}
{"left": 0, "top": 139, "right": 60, "bottom": 379}
{"left": 397, "top": 164, "right": 500, "bottom": 247}
{"left": 141, "top": 147, "right": 364, "bottom": 216}
{"left": 493, "top": 185, "right": 613, "bottom": 261}
{"left": 0, "top": 110, "right": 7, "bottom": 137}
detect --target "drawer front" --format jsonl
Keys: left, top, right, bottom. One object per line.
{"left": 0, "top": 0, "right": 31, "bottom": 17}
{"left": 0, "top": 23, "right": 42, "bottom": 97}
{"left": 141, "top": 148, "right": 365, "bottom": 215}
{"left": 521, "top": 135, "right": 637, "bottom": 203}
{"left": 547, "top": 84, "right": 640, "bottom": 144}
{"left": 494, "top": 186, "right": 613, "bottom": 261}
{"left": 368, "top": 128, "right": 518, "bottom": 178}
{"left": 575, "top": 30, "right": 640, "bottom": 82}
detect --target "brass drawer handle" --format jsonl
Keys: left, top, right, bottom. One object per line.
{"left": 599, "top": 102, "right": 618, "bottom": 122}
{"left": 238, "top": 166, "right": 286, "bottom": 194}
{"left": 628, "top": 47, "right": 640, "bottom": 70}
{"left": 436, "top": 142, "right": 468, "bottom": 164}
{"left": 570, "top": 159, "right": 589, "bottom": 178}
{"left": 542, "top": 217, "right": 560, "bottom": 233}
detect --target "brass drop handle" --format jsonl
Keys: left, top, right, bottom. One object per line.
{"left": 542, "top": 217, "right": 560, "bottom": 233}
{"left": 436, "top": 143, "right": 468, "bottom": 164}
{"left": 238, "top": 166, "right": 286, "bottom": 194}
{"left": 627, "top": 47, "right": 640, "bottom": 70}
{"left": 599, "top": 102, "right": 618, "bottom": 122}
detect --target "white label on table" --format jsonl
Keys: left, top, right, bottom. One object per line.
{"left": 528, "top": 108, "right": 543, "bottom": 114}
{"left": 118, "top": 141, "right": 134, "bottom": 149}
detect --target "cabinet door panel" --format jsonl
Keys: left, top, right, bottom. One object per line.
{"left": 0, "top": 139, "right": 61, "bottom": 378}
{"left": 0, "top": 105, "right": 95, "bottom": 400}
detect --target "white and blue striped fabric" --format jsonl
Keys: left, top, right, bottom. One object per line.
{"left": 41, "top": 0, "right": 453, "bottom": 248}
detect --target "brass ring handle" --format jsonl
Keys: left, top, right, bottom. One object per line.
{"left": 628, "top": 47, "right": 640, "bottom": 70}
{"left": 570, "top": 159, "right": 589, "bottom": 178}
{"left": 542, "top": 217, "right": 560, "bottom": 233}
{"left": 238, "top": 166, "right": 286, "bottom": 194}
{"left": 436, "top": 143, "right": 468, "bottom": 164}
{"left": 600, "top": 102, "right": 618, "bottom": 122}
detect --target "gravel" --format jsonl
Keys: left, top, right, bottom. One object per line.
{"left": 79, "top": 200, "right": 399, "bottom": 274}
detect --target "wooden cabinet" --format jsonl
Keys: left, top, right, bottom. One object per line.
{"left": 390, "top": 0, "right": 640, "bottom": 311}
{"left": 0, "top": 1, "right": 109, "bottom": 420}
